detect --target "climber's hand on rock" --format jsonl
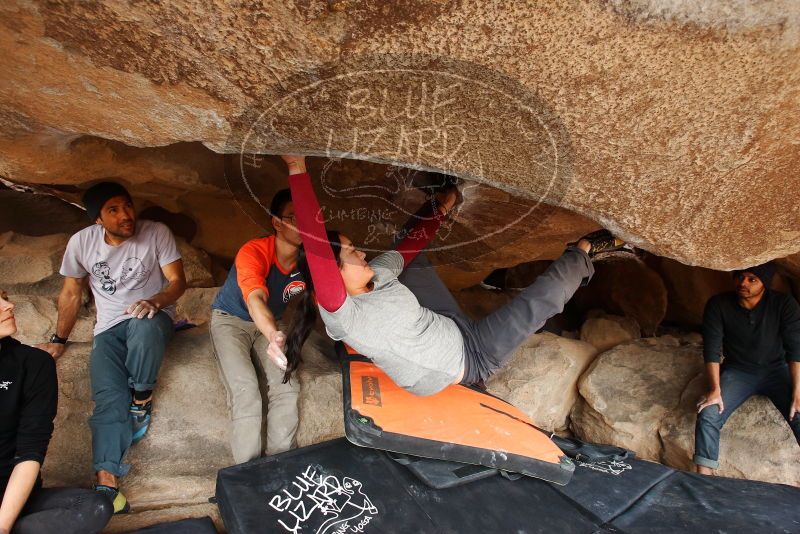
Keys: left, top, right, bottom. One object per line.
{"left": 281, "top": 155, "right": 307, "bottom": 175}
{"left": 434, "top": 185, "right": 461, "bottom": 215}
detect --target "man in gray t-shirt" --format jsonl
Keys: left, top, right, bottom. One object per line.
{"left": 37, "top": 181, "right": 186, "bottom": 513}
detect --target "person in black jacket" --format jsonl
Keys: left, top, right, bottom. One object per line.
{"left": 0, "top": 290, "right": 112, "bottom": 533}
{"left": 694, "top": 263, "right": 800, "bottom": 474}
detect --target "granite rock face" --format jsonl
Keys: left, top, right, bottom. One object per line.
{"left": 487, "top": 333, "right": 599, "bottom": 432}
{"left": 572, "top": 253, "right": 668, "bottom": 336}
{"left": 571, "top": 338, "right": 800, "bottom": 485}
{"left": 646, "top": 255, "right": 735, "bottom": 326}
{"left": 571, "top": 338, "right": 703, "bottom": 461}
{"left": 579, "top": 313, "right": 641, "bottom": 353}
{"left": 7, "top": 294, "right": 94, "bottom": 345}
{"left": 0, "top": 232, "right": 71, "bottom": 296}
{"left": 2, "top": 1, "right": 800, "bottom": 270}
{"left": 175, "top": 287, "right": 218, "bottom": 327}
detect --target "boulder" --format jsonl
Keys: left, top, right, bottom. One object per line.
{"left": 571, "top": 253, "right": 668, "bottom": 336}
{"left": 0, "top": 232, "right": 70, "bottom": 295}
{"left": 0, "top": 187, "right": 87, "bottom": 237}
{"left": 452, "top": 286, "right": 515, "bottom": 320}
{"left": 8, "top": 294, "right": 94, "bottom": 345}
{"left": 504, "top": 261, "right": 552, "bottom": 290}
{"left": 487, "top": 332, "right": 598, "bottom": 432}
{"left": 646, "top": 256, "right": 733, "bottom": 326}
{"left": 4, "top": 2, "right": 800, "bottom": 269}
{"left": 579, "top": 313, "right": 641, "bottom": 353}
{"left": 41, "top": 325, "right": 343, "bottom": 511}
{"left": 296, "top": 337, "right": 345, "bottom": 447}
{"left": 660, "top": 374, "right": 800, "bottom": 486}
{"left": 777, "top": 253, "right": 800, "bottom": 302}
{"left": 175, "top": 287, "right": 218, "bottom": 326}
{"left": 175, "top": 238, "right": 214, "bottom": 288}
{"left": 571, "top": 338, "right": 703, "bottom": 461}
{"left": 435, "top": 265, "right": 494, "bottom": 292}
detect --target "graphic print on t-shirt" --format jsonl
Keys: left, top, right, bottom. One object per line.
{"left": 283, "top": 280, "right": 306, "bottom": 303}
{"left": 61, "top": 220, "right": 181, "bottom": 336}
{"left": 119, "top": 257, "right": 151, "bottom": 290}
{"left": 91, "top": 261, "right": 117, "bottom": 295}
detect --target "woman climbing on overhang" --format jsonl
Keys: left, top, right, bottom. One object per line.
{"left": 275, "top": 155, "right": 616, "bottom": 396}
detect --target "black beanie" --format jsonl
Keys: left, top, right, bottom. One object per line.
{"left": 82, "top": 181, "right": 132, "bottom": 222}
{"left": 736, "top": 262, "right": 776, "bottom": 289}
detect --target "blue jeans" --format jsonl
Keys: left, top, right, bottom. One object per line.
{"left": 89, "top": 313, "right": 173, "bottom": 476}
{"left": 694, "top": 365, "right": 800, "bottom": 469}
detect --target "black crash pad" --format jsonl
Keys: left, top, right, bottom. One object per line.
{"left": 215, "top": 438, "right": 800, "bottom": 534}
{"left": 123, "top": 517, "right": 217, "bottom": 533}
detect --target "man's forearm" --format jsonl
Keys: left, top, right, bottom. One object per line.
{"left": 148, "top": 279, "right": 187, "bottom": 310}
{"left": 247, "top": 291, "right": 279, "bottom": 339}
{"left": 0, "top": 461, "right": 40, "bottom": 532}
{"left": 705, "top": 362, "right": 721, "bottom": 391}
{"left": 790, "top": 361, "right": 800, "bottom": 396}
{"left": 55, "top": 287, "right": 82, "bottom": 339}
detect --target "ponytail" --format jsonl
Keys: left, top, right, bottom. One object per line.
{"left": 283, "top": 230, "right": 341, "bottom": 383}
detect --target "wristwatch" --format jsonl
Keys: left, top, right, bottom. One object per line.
{"left": 49, "top": 334, "right": 68, "bottom": 345}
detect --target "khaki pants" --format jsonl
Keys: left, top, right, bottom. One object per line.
{"left": 210, "top": 309, "right": 330, "bottom": 463}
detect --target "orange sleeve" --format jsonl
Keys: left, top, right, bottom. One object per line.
{"left": 236, "top": 238, "right": 275, "bottom": 302}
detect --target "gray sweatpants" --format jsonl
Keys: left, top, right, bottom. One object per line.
{"left": 209, "top": 309, "right": 335, "bottom": 463}
{"left": 398, "top": 248, "right": 594, "bottom": 384}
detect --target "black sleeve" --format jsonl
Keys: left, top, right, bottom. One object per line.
{"left": 702, "top": 297, "right": 724, "bottom": 363}
{"left": 14, "top": 351, "right": 57, "bottom": 466}
{"left": 780, "top": 294, "right": 800, "bottom": 362}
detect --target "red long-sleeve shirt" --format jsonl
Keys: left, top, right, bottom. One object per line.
{"left": 287, "top": 172, "right": 444, "bottom": 312}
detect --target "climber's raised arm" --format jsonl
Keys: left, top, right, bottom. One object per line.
{"left": 282, "top": 155, "right": 347, "bottom": 312}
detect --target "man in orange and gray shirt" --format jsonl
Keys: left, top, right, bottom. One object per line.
{"left": 210, "top": 189, "right": 333, "bottom": 463}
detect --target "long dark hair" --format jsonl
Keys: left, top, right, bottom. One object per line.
{"left": 283, "top": 230, "right": 342, "bottom": 383}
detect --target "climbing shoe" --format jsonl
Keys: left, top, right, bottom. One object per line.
{"left": 130, "top": 398, "right": 153, "bottom": 444}
{"left": 95, "top": 484, "right": 130, "bottom": 514}
{"left": 571, "top": 229, "right": 629, "bottom": 257}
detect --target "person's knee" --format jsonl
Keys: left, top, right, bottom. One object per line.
{"left": 127, "top": 314, "right": 171, "bottom": 342}
{"left": 91, "top": 388, "right": 131, "bottom": 422}
{"left": 268, "top": 383, "right": 300, "bottom": 404}
{"left": 230, "top": 391, "right": 262, "bottom": 420}
{"left": 697, "top": 406, "right": 724, "bottom": 427}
